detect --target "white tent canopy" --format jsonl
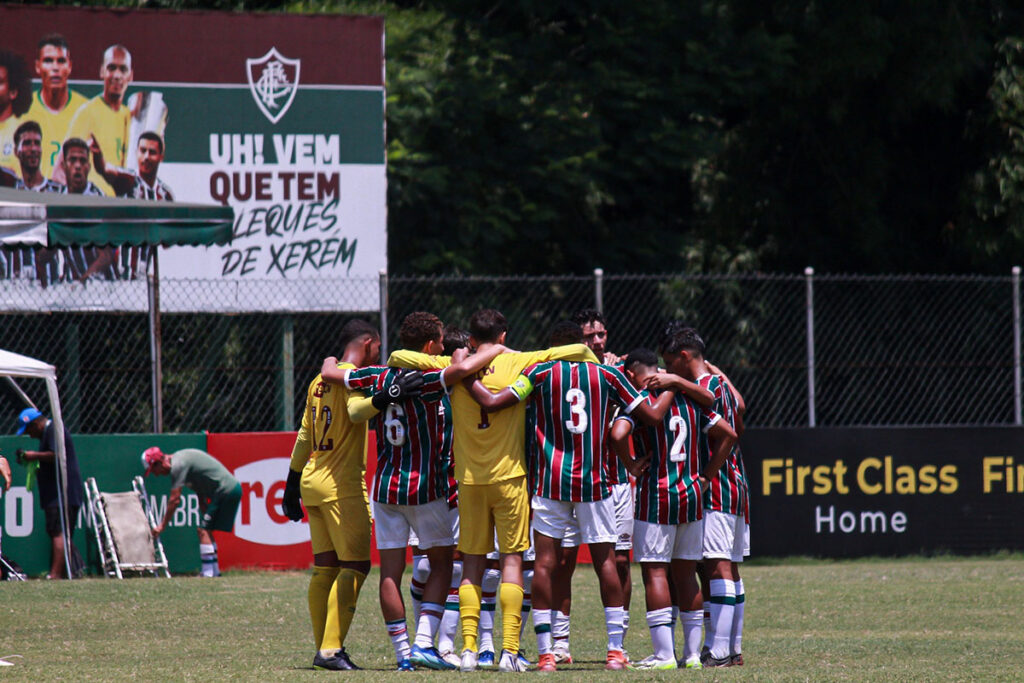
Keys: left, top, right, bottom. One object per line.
{"left": 0, "top": 348, "right": 72, "bottom": 579}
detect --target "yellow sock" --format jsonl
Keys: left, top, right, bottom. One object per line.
{"left": 459, "top": 583, "right": 482, "bottom": 652}
{"left": 499, "top": 582, "right": 524, "bottom": 654}
{"left": 332, "top": 568, "right": 367, "bottom": 648}
{"left": 308, "top": 566, "right": 340, "bottom": 652}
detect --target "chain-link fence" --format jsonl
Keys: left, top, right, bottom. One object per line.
{"left": 0, "top": 270, "right": 1019, "bottom": 433}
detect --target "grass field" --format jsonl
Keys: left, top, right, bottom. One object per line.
{"left": 3, "top": 555, "right": 1024, "bottom": 680}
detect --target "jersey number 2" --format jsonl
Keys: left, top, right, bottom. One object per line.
{"left": 668, "top": 415, "right": 688, "bottom": 462}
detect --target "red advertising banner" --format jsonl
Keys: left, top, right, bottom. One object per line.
{"left": 208, "top": 430, "right": 383, "bottom": 570}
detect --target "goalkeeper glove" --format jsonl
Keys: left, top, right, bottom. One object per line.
{"left": 282, "top": 469, "right": 304, "bottom": 522}
{"left": 371, "top": 370, "right": 425, "bottom": 410}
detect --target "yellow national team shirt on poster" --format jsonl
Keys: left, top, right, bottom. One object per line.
{"left": 290, "top": 362, "right": 375, "bottom": 507}
{"left": 0, "top": 116, "right": 20, "bottom": 170}
{"left": 66, "top": 96, "right": 131, "bottom": 196}
{"left": 26, "top": 89, "right": 88, "bottom": 179}
{"left": 388, "top": 344, "right": 598, "bottom": 485}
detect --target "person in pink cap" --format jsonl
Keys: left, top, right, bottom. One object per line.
{"left": 142, "top": 446, "right": 241, "bottom": 577}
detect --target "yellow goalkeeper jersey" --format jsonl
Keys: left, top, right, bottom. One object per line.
{"left": 290, "top": 362, "right": 376, "bottom": 505}
{"left": 27, "top": 89, "right": 88, "bottom": 178}
{"left": 388, "top": 344, "right": 598, "bottom": 485}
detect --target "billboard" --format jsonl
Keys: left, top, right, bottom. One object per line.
{"left": 745, "top": 427, "right": 1024, "bottom": 556}
{"left": 0, "top": 6, "right": 385, "bottom": 311}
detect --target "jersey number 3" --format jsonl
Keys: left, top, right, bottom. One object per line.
{"left": 564, "top": 388, "right": 589, "bottom": 434}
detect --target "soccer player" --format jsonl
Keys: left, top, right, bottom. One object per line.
{"left": 60, "top": 138, "right": 117, "bottom": 283}
{"left": 279, "top": 319, "right": 387, "bottom": 671}
{"left": 388, "top": 308, "right": 597, "bottom": 672}
{"left": 66, "top": 44, "right": 133, "bottom": 196}
{"left": 610, "top": 348, "right": 737, "bottom": 670}
{"left": 465, "top": 322, "right": 679, "bottom": 671}
{"left": 320, "top": 312, "right": 508, "bottom": 671}
{"left": 91, "top": 131, "right": 173, "bottom": 279}
{"left": 0, "top": 50, "right": 31, "bottom": 172}
{"left": 651, "top": 327, "right": 750, "bottom": 667}
{"left": 9, "top": 121, "right": 62, "bottom": 282}
{"left": 26, "top": 34, "right": 87, "bottom": 180}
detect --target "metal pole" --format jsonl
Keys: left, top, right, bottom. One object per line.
{"left": 805, "top": 267, "right": 816, "bottom": 427}
{"left": 281, "top": 316, "right": 295, "bottom": 430}
{"left": 1014, "top": 266, "right": 1021, "bottom": 425}
{"left": 379, "top": 269, "right": 389, "bottom": 359}
{"left": 148, "top": 250, "right": 163, "bottom": 433}
{"left": 594, "top": 267, "right": 604, "bottom": 313}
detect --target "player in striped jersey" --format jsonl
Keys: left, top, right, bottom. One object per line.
{"left": 9, "top": 121, "right": 62, "bottom": 282}
{"left": 280, "top": 319, "right": 384, "bottom": 671}
{"left": 466, "top": 327, "right": 678, "bottom": 671}
{"left": 655, "top": 326, "right": 749, "bottom": 667}
{"left": 388, "top": 308, "right": 597, "bottom": 672}
{"left": 59, "top": 137, "right": 119, "bottom": 283}
{"left": 611, "top": 348, "right": 737, "bottom": 670}
{"left": 320, "top": 313, "right": 507, "bottom": 670}
{"left": 91, "top": 131, "right": 173, "bottom": 279}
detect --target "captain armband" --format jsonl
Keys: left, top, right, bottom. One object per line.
{"left": 509, "top": 376, "right": 534, "bottom": 401}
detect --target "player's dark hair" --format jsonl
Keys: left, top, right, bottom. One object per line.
{"left": 469, "top": 309, "right": 507, "bottom": 343}
{"left": 38, "top": 33, "right": 70, "bottom": 54}
{"left": 0, "top": 51, "right": 32, "bottom": 117}
{"left": 62, "top": 137, "right": 89, "bottom": 158}
{"left": 338, "top": 318, "right": 379, "bottom": 350}
{"left": 442, "top": 325, "right": 469, "bottom": 355}
{"left": 399, "top": 311, "right": 443, "bottom": 351}
{"left": 623, "top": 347, "right": 658, "bottom": 372}
{"left": 139, "top": 131, "right": 164, "bottom": 154}
{"left": 660, "top": 327, "right": 705, "bottom": 357}
{"left": 658, "top": 320, "right": 689, "bottom": 353}
{"left": 548, "top": 320, "right": 583, "bottom": 346}
{"left": 571, "top": 308, "right": 606, "bottom": 328}
{"left": 14, "top": 120, "right": 42, "bottom": 148}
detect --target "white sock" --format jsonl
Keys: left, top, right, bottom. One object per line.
{"left": 199, "top": 543, "right": 218, "bottom": 577}
{"left": 702, "top": 600, "right": 710, "bottom": 651}
{"left": 410, "top": 554, "right": 430, "bottom": 621}
{"left": 731, "top": 578, "right": 745, "bottom": 656}
{"left": 414, "top": 601, "right": 444, "bottom": 648}
{"left": 605, "top": 606, "right": 625, "bottom": 652}
{"left": 533, "top": 608, "right": 553, "bottom": 654}
{"left": 681, "top": 610, "right": 703, "bottom": 664}
{"left": 646, "top": 607, "right": 674, "bottom": 661}
{"left": 438, "top": 560, "right": 462, "bottom": 653}
{"left": 623, "top": 611, "right": 630, "bottom": 641}
{"left": 387, "top": 618, "right": 411, "bottom": 662}
{"left": 479, "top": 568, "right": 501, "bottom": 652}
{"left": 707, "top": 579, "right": 735, "bottom": 659}
{"left": 520, "top": 569, "right": 534, "bottom": 640}
{"left": 552, "top": 609, "right": 570, "bottom": 651}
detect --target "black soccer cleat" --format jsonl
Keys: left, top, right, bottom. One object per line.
{"left": 312, "top": 648, "right": 361, "bottom": 671}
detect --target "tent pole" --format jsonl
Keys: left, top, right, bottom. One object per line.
{"left": 148, "top": 249, "right": 163, "bottom": 433}
{"left": 46, "top": 377, "right": 72, "bottom": 580}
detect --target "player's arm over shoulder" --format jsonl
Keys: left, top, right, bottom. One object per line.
{"left": 540, "top": 343, "right": 599, "bottom": 364}
{"left": 388, "top": 349, "right": 451, "bottom": 370}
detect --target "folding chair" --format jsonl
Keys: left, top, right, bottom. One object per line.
{"left": 85, "top": 476, "right": 170, "bottom": 578}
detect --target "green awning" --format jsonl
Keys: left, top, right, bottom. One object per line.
{"left": 0, "top": 187, "right": 233, "bottom": 247}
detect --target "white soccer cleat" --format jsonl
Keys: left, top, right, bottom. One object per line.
{"left": 460, "top": 649, "right": 478, "bottom": 672}
{"left": 440, "top": 650, "right": 461, "bottom": 668}
{"left": 551, "top": 642, "right": 573, "bottom": 664}
{"left": 498, "top": 649, "right": 526, "bottom": 672}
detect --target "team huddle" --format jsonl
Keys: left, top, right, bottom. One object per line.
{"left": 282, "top": 307, "right": 750, "bottom": 672}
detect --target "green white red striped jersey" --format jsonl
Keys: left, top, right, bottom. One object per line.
{"left": 622, "top": 393, "right": 721, "bottom": 525}
{"left": 344, "top": 366, "right": 452, "bottom": 506}
{"left": 697, "top": 373, "right": 749, "bottom": 519}
{"left": 519, "top": 361, "right": 645, "bottom": 502}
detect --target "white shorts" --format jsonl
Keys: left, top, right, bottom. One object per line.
{"left": 532, "top": 496, "right": 617, "bottom": 546}
{"left": 633, "top": 518, "right": 703, "bottom": 563}
{"left": 703, "top": 510, "right": 745, "bottom": 562}
{"left": 374, "top": 498, "right": 456, "bottom": 551}
{"left": 611, "top": 482, "right": 634, "bottom": 551}
{"left": 743, "top": 521, "right": 750, "bottom": 557}
{"left": 561, "top": 509, "right": 581, "bottom": 549}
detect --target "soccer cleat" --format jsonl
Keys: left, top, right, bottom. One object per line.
{"left": 605, "top": 650, "right": 628, "bottom": 671}
{"left": 313, "top": 649, "right": 360, "bottom": 671}
{"left": 460, "top": 649, "right": 478, "bottom": 672}
{"left": 731, "top": 653, "right": 745, "bottom": 666}
{"left": 440, "top": 650, "right": 461, "bottom": 668}
{"left": 477, "top": 650, "right": 496, "bottom": 667}
{"left": 551, "top": 642, "right": 573, "bottom": 664}
{"left": 683, "top": 658, "right": 703, "bottom": 670}
{"left": 410, "top": 644, "right": 457, "bottom": 670}
{"left": 498, "top": 649, "right": 527, "bottom": 672}
{"left": 517, "top": 649, "right": 531, "bottom": 669}
{"left": 536, "top": 653, "right": 557, "bottom": 672}
{"left": 397, "top": 659, "right": 415, "bottom": 671}
{"left": 631, "top": 655, "right": 677, "bottom": 671}
{"left": 702, "top": 653, "right": 734, "bottom": 668}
